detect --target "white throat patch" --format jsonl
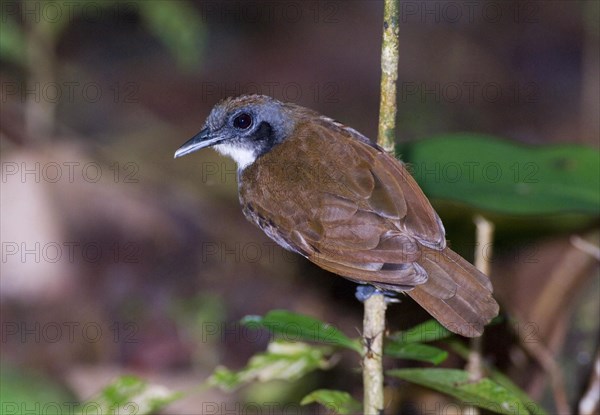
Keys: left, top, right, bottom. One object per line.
{"left": 213, "top": 143, "right": 257, "bottom": 170}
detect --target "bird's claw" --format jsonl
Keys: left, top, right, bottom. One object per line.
{"left": 355, "top": 285, "right": 400, "bottom": 304}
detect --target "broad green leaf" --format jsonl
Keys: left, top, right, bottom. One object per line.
{"left": 384, "top": 341, "right": 448, "bottom": 365}
{"left": 489, "top": 371, "right": 548, "bottom": 415}
{"left": 398, "top": 135, "right": 600, "bottom": 215}
{"left": 384, "top": 320, "right": 450, "bottom": 364}
{"left": 301, "top": 389, "right": 362, "bottom": 414}
{"left": 446, "top": 340, "right": 547, "bottom": 415}
{"left": 79, "top": 375, "right": 180, "bottom": 414}
{"left": 209, "top": 340, "right": 333, "bottom": 391}
{"left": 389, "top": 319, "right": 453, "bottom": 344}
{"left": 242, "top": 310, "right": 361, "bottom": 352}
{"left": 388, "top": 369, "right": 532, "bottom": 415}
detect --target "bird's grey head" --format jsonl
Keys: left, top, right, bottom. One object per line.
{"left": 174, "top": 95, "right": 294, "bottom": 170}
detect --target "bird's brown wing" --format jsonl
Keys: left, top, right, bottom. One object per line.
{"left": 240, "top": 120, "right": 444, "bottom": 288}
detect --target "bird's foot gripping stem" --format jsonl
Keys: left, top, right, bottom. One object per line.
{"left": 355, "top": 285, "right": 400, "bottom": 304}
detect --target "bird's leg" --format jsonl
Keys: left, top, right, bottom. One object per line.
{"left": 355, "top": 284, "right": 400, "bottom": 303}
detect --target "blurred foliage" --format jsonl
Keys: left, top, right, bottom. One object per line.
{"left": 208, "top": 340, "right": 333, "bottom": 391}
{"left": 170, "top": 293, "right": 227, "bottom": 367}
{"left": 0, "top": 363, "right": 74, "bottom": 415}
{"left": 77, "top": 375, "right": 180, "bottom": 415}
{"left": 0, "top": 0, "right": 204, "bottom": 70}
{"left": 1, "top": 360, "right": 178, "bottom": 414}
{"left": 136, "top": 1, "right": 205, "bottom": 68}
{"left": 301, "top": 389, "right": 362, "bottom": 414}
{"left": 0, "top": 15, "right": 27, "bottom": 66}
{"left": 398, "top": 135, "right": 600, "bottom": 216}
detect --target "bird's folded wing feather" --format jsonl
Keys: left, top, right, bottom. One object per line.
{"left": 241, "top": 121, "right": 446, "bottom": 288}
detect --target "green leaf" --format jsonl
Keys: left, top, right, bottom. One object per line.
{"left": 446, "top": 340, "right": 547, "bottom": 415}
{"left": 137, "top": 1, "right": 205, "bottom": 68}
{"left": 388, "top": 369, "right": 532, "bottom": 415}
{"left": 79, "top": 375, "right": 180, "bottom": 414}
{"left": 301, "top": 389, "right": 362, "bottom": 414}
{"left": 209, "top": 340, "right": 333, "bottom": 391}
{"left": 399, "top": 134, "right": 600, "bottom": 215}
{"left": 384, "top": 342, "right": 448, "bottom": 365}
{"left": 489, "top": 371, "right": 548, "bottom": 415}
{"left": 241, "top": 310, "right": 361, "bottom": 353}
{"left": 384, "top": 320, "right": 450, "bottom": 364}
{"left": 389, "top": 319, "right": 453, "bottom": 344}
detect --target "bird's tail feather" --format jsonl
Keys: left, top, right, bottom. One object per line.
{"left": 408, "top": 247, "right": 499, "bottom": 337}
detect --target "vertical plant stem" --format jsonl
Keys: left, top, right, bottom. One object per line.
{"left": 473, "top": 216, "right": 494, "bottom": 296}
{"left": 464, "top": 216, "right": 495, "bottom": 415}
{"left": 362, "top": 1, "right": 400, "bottom": 414}
{"left": 363, "top": 294, "right": 387, "bottom": 414}
{"left": 470, "top": 215, "right": 495, "bottom": 380}
{"left": 378, "top": 0, "right": 400, "bottom": 153}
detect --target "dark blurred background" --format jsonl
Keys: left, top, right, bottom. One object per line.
{"left": 1, "top": 0, "right": 598, "bottom": 413}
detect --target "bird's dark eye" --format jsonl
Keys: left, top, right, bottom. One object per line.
{"left": 233, "top": 113, "right": 253, "bottom": 130}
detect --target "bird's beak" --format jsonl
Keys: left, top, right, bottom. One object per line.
{"left": 174, "top": 128, "right": 222, "bottom": 158}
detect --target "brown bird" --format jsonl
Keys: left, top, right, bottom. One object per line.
{"left": 175, "top": 95, "right": 499, "bottom": 337}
